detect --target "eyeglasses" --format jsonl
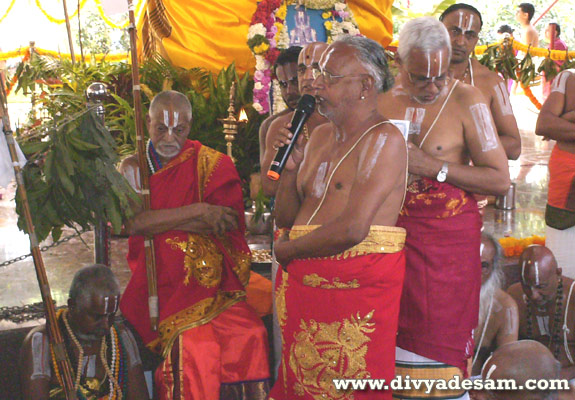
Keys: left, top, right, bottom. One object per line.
{"left": 278, "top": 76, "right": 298, "bottom": 89}
{"left": 406, "top": 71, "right": 449, "bottom": 88}
{"left": 312, "top": 67, "right": 367, "bottom": 85}
{"left": 448, "top": 27, "right": 479, "bottom": 41}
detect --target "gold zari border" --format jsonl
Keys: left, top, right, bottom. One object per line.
{"left": 289, "top": 225, "right": 406, "bottom": 259}
{"left": 149, "top": 290, "right": 245, "bottom": 357}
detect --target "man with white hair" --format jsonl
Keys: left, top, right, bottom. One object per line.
{"left": 471, "top": 233, "right": 519, "bottom": 377}
{"left": 378, "top": 17, "right": 510, "bottom": 399}
{"left": 270, "top": 35, "right": 407, "bottom": 399}
{"left": 120, "top": 91, "right": 270, "bottom": 399}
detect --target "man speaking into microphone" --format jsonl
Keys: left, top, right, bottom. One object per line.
{"left": 269, "top": 36, "right": 408, "bottom": 400}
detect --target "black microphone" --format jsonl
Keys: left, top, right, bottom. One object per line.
{"left": 267, "top": 94, "right": 316, "bottom": 181}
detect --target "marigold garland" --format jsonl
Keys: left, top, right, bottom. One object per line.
{"left": 35, "top": 0, "right": 88, "bottom": 24}
{"left": 520, "top": 81, "right": 542, "bottom": 110}
{"left": 0, "top": 0, "right": 16, "bottom": 24}
{"left": 5, "top": 50, "right": 30, "bottom": 96}
{"left": 499, "top": 235, "right": 545, "bottom": 258}
{"left": 94, "top": 0, "right": 129, "bottom": 29}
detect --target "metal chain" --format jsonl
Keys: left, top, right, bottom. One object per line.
{"left": 0, "top": 228, "right": 90, "bottom": 268}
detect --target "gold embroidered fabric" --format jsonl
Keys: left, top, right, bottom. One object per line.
{"left": 153, "top": 291, "right": 245, "bottom": 357}
{"left": 289, "top": 311, "right": 375, "bottom": 399}
{"left": 275, "top": 272, "right": 289, "bottom": 328}
{"left": 289, "top": 225, "right": 405, "bottom": 259}
{"left": 302, "top": 273, "right": 360, "bottom": 290}
{"left": 166, "top": 233, "right": 250, "bottom": 288}
{"left": 167, "top": 235, "right": 223, "bottom": 287}
{"left": 197, "top": 145, "right": 224, "bottom": 202}
{"left": 403, "top": 180, "right": 470, "bottom": 219}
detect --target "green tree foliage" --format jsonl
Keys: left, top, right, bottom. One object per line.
{"left": 73, "top": 11, "right": 129, "bottom": 56}
{"left": 12, "top": 53, "right": 265, "bottom": 240}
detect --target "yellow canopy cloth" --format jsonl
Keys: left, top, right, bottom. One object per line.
{"left": 139, "top": 0, "right": 393, "bottom": 74}
{"left": 348, "top": 0, "right": 393, "bottom": 48}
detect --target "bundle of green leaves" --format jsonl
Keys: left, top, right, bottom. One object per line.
{"left": 17, "top": 109, "right": 140, "bottom": 242}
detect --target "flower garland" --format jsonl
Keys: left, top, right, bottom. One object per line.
{"left": 247, "top": 0, "right": 360, "bottom": 114}
{"left": 93, "top": 0, "right": 144, "bottom": 30}
{"left": 499, "top": 235, "right": 545, "bottom": 258}
{"left": 5, "top": 50, "right": 30, "bottom": 96}
{"left": 35, "top": 0, "right": 88, "bottom": 24}
{"left": 50, "top": 309, "right": 126, "bottom": 400}
{"left": 0, "top": 0, "right": 16, "bottom": 24}
{"left": 94, "top": 0, "right": 129, "bottom": 29}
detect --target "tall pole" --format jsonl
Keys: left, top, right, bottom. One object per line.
{"left": 533, "top": 0, "right": 560, "bottom": 26}
{"left": 0, "top": 76, "right": 77, "bottom": 400}
{"left": 127, "top": 0, "right": 159, "bottom": 331}
{"left": 86, "top": 82, "right": 110, "bottom": 266}
{"left": 62, "top": 0, "right": 76, "bottom": 65}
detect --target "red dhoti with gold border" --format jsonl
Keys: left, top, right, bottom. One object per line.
{"left": 270, "top": 225, "right": 406, "bottom": 400}
{"left": 396, "top": 178, "right": 482, "bottom": 375}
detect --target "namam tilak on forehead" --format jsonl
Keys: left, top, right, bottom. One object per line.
{"left": 162, "top": 107, "right": 180, "bottom": 136}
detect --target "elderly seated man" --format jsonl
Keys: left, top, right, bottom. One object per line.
{"left": 508, "top": 245, "right": 575, "bottom": 385}
{"left": 119, "top": 90, "right": 270, "bottom": 400}
{"left": 471, "top": 233, "right": 519, "bottom": 377}
{"left": 19, "top": 264, "right": 149, "bottom": 400}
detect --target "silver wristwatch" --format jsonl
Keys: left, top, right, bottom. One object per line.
{"left": 436, "top": 162, "right": 449, "bottom": 182}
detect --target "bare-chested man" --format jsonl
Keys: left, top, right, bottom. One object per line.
{"left": 259, "top": 46, "right": 301, "bottom": 196}
{"left": 440, "top": 3, "right": 521, "bottom": 160}
{"left": 507, "top": 245, "right": 575, "bottom": 383}
{"left": 471, "top": 340, "right": 562, "bottom": 400}
{"left": 259, "top": 44, "right": 328, "bottom": 377}
{"left": 269, "top": 36, "right": 406, "bottom": 400}
{"left": 535, "top": 69, "right": 575, "bottom": 279}
{"left": 516, "top": 3, "right": 539, "bottom": 48}
{"left": 378, "top": 17, "right": 510, "bottom": 400}
{"left": 19, "top": 265, "right": 149, "bottom": 400}
{"left": 471, "top": 233, "right": 519, "bottom": 377}
{"left": 261, "top": 42, "right": 328, "bottom": 197}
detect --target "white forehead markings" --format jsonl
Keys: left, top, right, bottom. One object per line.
{"left": 320, "top": 46, "right": 337, "bottom": 70}
{"left": 103, "top": 295, "right": 119, "bottom": 313}
{"left": 485, "top": 363, "right": 497, "bottom": 380}
{"left": 466, "top": 14, "right": 475, "bottom": 31}
{"left": 551, "top": 71, "right": 571, "bottom": 94}
{"left": 163, "top": 110, "right": 179, "bottom": 136}
{"left": 480, "top": 242, "right": 485, "bottom": 254}
{"left": 534, "top": 260, "right": 540, "bottom": 286}
{"left": 457, "top": 11, "right": 475, "bottom": 32}
{"left": 470, "top": 103, "right": 499, "bottom": 152}
{"left": 425, "top": 52, "right": 431, "bottom": 78}
{"left": 304, "top": 45, "right": 327, "bottom": 68}
{"left": 521, "top": 259, "right": 529, "bottom": 284}
{"left": 494, "top": 82, "right": 513, "bottom": 116}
